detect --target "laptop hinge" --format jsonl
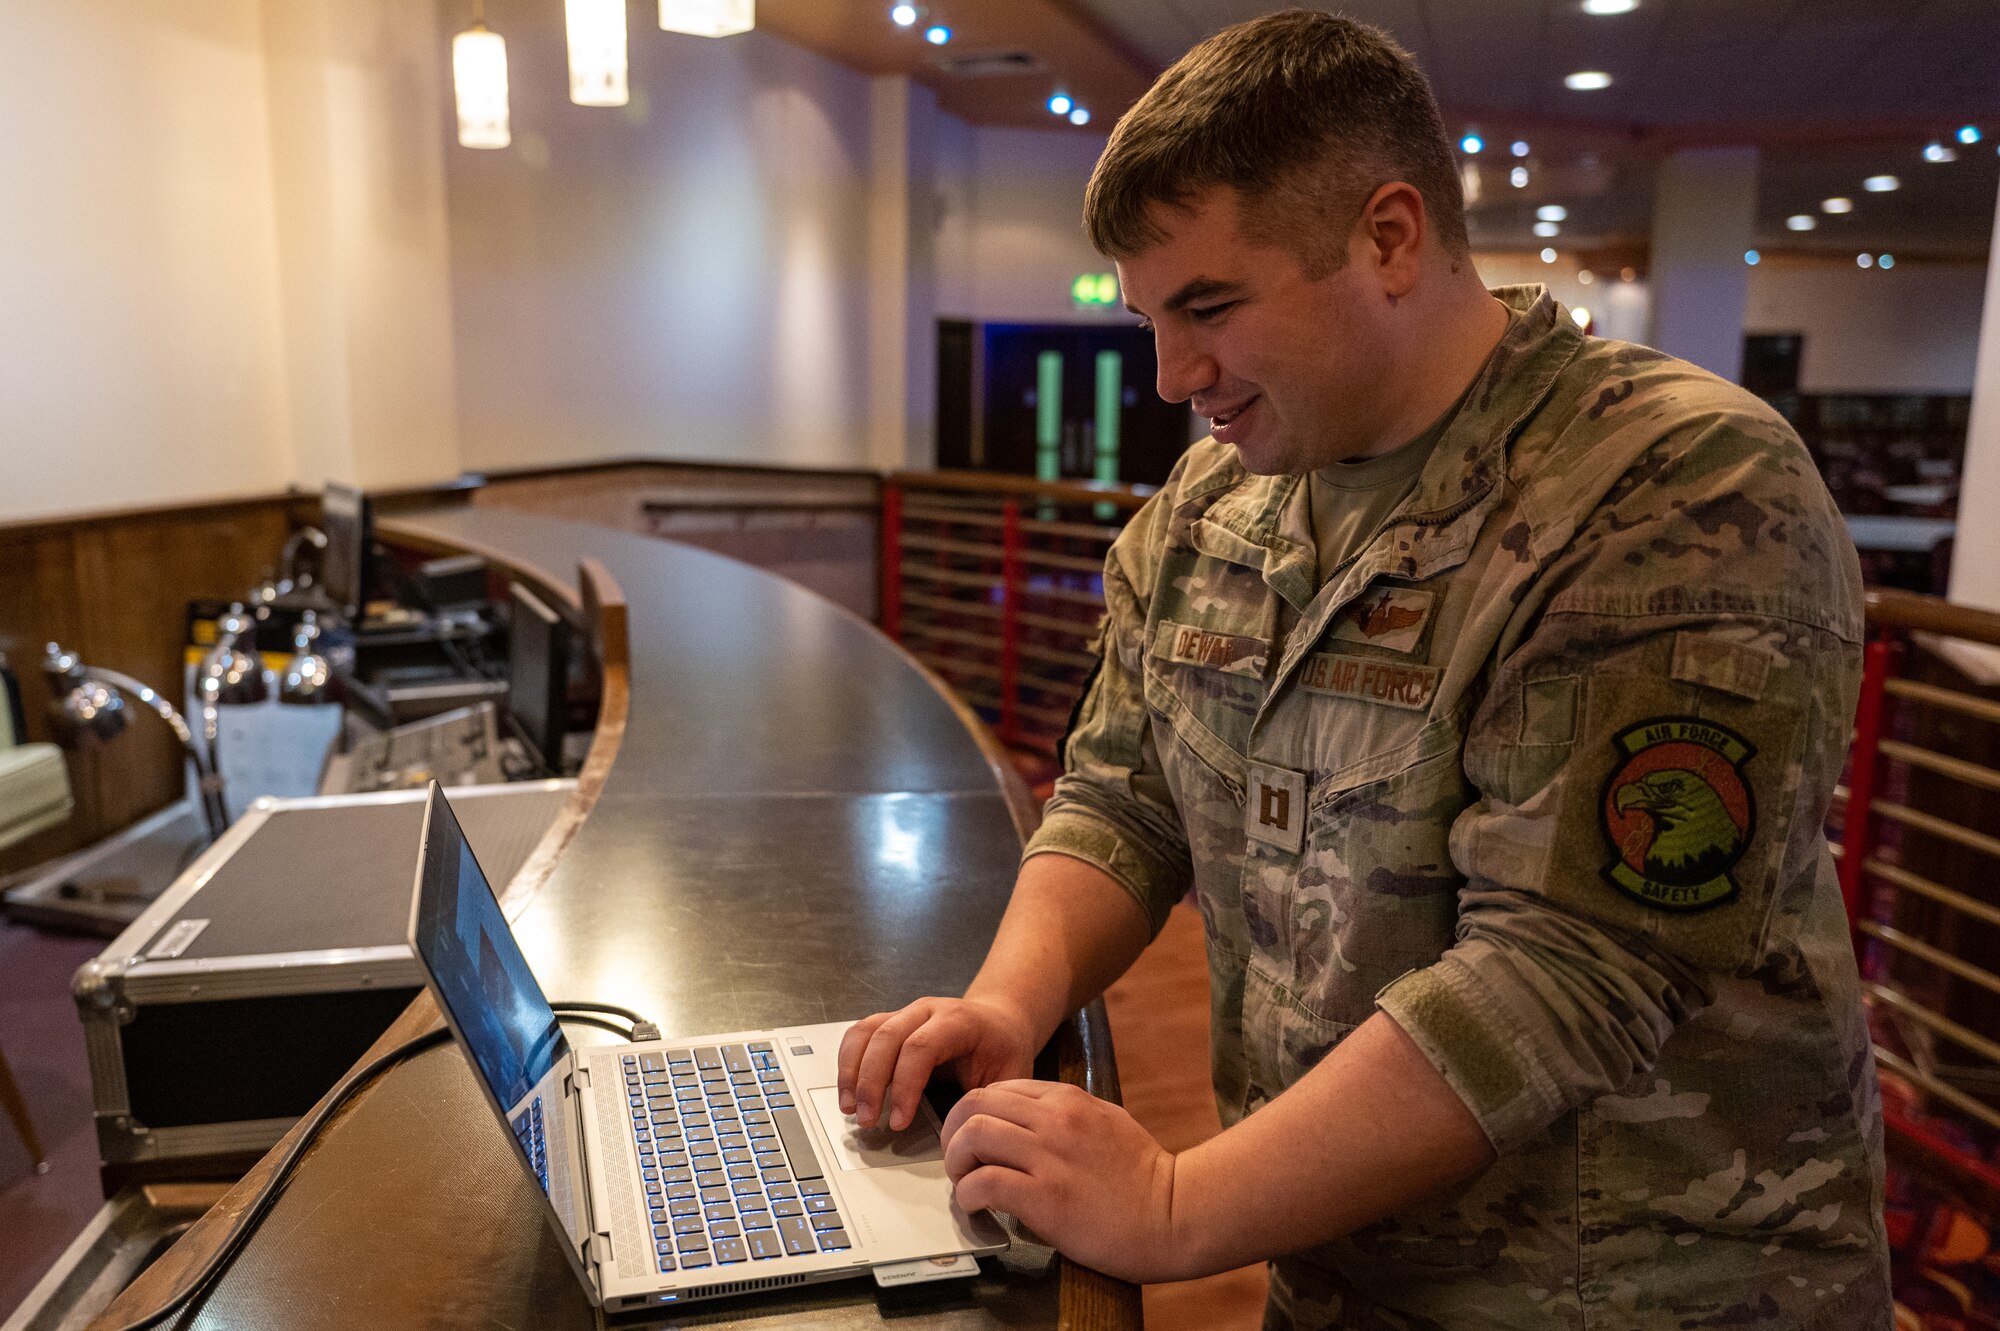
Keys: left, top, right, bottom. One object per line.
{"left": 571, "top": 1062, "right": 591, "bottom": 1091}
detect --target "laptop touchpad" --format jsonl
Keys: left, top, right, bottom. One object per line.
{"left": 806, "top": 1086, "right": 945, "bottom": 1170}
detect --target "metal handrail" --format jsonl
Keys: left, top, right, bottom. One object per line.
{"left": 888, "top": 469, "right": 1155, "bottom": 511}
{"left": 1867, "top": 586, "right": 2000, "bottom": 648}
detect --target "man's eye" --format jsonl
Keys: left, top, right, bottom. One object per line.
{"left": 1190, "top": 302, "right": 1237, "bottom": 322}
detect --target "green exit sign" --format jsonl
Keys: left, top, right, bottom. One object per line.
{"left": 1072, "top": 273, "right": 1119, "bottom": 308}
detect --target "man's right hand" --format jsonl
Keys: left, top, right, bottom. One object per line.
{"left": 836, "top": 996, "right": 1038, "bottom": 1131}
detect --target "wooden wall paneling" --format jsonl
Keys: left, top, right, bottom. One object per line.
{"left": 0, "top": 500, "right": 301, "bottom": 877}
{"left": 0, "top": 528, "right": 93, "bottom": 873}
{"left": 69, "top": 505, "right": 296, "bottom": 836}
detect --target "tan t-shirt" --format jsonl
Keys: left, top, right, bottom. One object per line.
{"left": 1306, "top": 400, "right": 1459, "bottom": 586}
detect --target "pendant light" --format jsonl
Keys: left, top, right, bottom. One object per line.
{"left": 452, "top": 2, "right": 510, "bottom": 149}
{"left": 566, "top": 0, "right": 629, "bottom": 107}
{"left": 659, "top": 0, "right": 754, "bottom": 37}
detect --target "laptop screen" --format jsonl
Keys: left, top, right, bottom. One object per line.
{"left": 411, "top": 790, "right": 570, "bottom": 1112}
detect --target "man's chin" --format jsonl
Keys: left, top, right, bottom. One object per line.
{"left": 1223, "top": 436, "right": 1304, "bottom": 477}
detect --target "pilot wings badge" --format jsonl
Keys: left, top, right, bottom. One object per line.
{"left": 1329, "top": 586, "right": 1433, "bottom": 654}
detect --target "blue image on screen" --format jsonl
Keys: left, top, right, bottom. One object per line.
{"left": 415, "top": 800, "right": 568, "bottom": 1111}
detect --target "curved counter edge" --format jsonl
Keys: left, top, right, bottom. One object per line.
{"left": 90, "top": 513, "right": 1141, "bottom": 1331}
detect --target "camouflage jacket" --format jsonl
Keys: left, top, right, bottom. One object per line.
{"left": 1025, "top": 287, "right": 1891, "bottom": 1329}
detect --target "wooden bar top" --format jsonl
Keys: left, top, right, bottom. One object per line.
{"left": 93, "top": 507, "right": 1138, "bottom": 1331}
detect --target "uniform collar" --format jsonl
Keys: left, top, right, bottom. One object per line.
{"left": 1181, "top": 284, "right": 1584, "bottom": 611}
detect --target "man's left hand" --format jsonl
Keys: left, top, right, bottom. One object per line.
{"left": 938, "top": 1079, "right": 1193, "bottom": 1283}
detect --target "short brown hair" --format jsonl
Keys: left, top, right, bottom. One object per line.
{"left": 1084, "top": 10, "right": 1468, "bottom": 275}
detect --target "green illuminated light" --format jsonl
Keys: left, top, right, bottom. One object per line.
{"left": 1072, "top": 272, "right": 1119, "bottom": 307}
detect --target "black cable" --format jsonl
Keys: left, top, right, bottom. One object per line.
{"left": 103, "top": 1000, "right": 650, "bottom": 1331}
{"left": 556, "top": 1011, "right": 637, "bottom": 1040}
{"left": 547, "top": 998, "right": 645, "bottom": 1025}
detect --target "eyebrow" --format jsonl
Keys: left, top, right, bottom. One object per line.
{"left": 1125, "top": 276, "right": 1244, "bottom": 318}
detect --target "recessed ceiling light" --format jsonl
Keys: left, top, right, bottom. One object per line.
{"left": 1460, "top": 133, "right": 1484, "bottom": 154}
{"left": 1821, "top": 197, "right": 1853, "bottom": 214}
{"left": 1857, "top": 253, "right": 1874, "bottom": 268}
{"left": 1511, "top": 140, "right": 1530, "bottom": 157}
{"left": 1582, "top": 0, "right": 1638, "bottom": 12}
{"left": 1510, "top": 166, "right": 1530, "bottom": 188}
{"left": 923, "top": 24, "right": 950, "bottom": 44}
{"left": 1863, "top": 175, "right": 1900, "bottom": 193}
{"left": 1533, "top": 220, "right": 1561, "bottom": 237}
{"left": 1958, "top": 125, "right": 1982, "bottom": 144}
{"left": 1068, "top": 107, "right": 1091, "bottom": 126}
{"left": 1786, "top": 214, "right": 1816, "bottom": 231}
{"left": 889, "top": 3, "right": 918, "bottom": 26}
{"left": 1924, "top": 142, "right": 1958, "bottom": 163}
{"left": 1047, "top": 93, "right": 1072, "bottom": 115}
{"left": 1571, "top": 305, "right": 1592, "bottom": 328}
{"left": 1541, "top": 247, "right": 1559, "bottom": 263}
{"left": 1879, "top": 254, "right": 1895, "bottom": 269}
{"left": 1565, "top": 70, "right": 1613, "bottom": 90}
{"left": 1578, "top": 269, "right": 1595, "bottom": 284}
{"left": 1536, "top": 204, "right": 1568, "bottom": 222}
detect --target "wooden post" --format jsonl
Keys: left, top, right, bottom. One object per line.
{"left": 999, "top": 500, "right": 1022, "bottom": 746}
{"left": 880, "top": 484, "right": 902, "bottom": 640}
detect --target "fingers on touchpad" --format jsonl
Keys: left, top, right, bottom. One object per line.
{"left": 808, "top": 1086, "right": 945, "bottom": 1170}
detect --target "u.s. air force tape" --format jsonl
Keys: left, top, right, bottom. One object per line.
{"left": 1299, "top": 653, "right": 1440, "bottom": 711}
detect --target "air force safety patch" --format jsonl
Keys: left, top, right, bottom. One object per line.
{"left": 1600, "top": 717, "right": 1757, "bottom": 913}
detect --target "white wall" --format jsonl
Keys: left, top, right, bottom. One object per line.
{"left": 1746, "top": 262, "right": 1985, "bottom": 394}
{"left": 1478, "top": 252, "right": 1986, "bottom": 395}
{"left": 1949, "top": 179, "right": 2000, "bottom": 618}
{"left": 936, "top": 125, "right": 1125, "bottom": 326}
{"left": 442, "top": 9, "right": 876, "bottom": 473}
{"left": 1649, "top": 146, "right": 1759, "bottom": 382}
{"left": 1472, "top": 253, "right": 1649, "bottom": 342}
{"left": 264, "top": 0, "right": 462, "bottom": 495}
{"left": 0, "top": 2, "right": 294, "bottom": 523}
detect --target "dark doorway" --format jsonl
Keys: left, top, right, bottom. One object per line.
{"left": 936, "top": 322, "right": 1191, "bottom": 487}
{"left": 1742, "top": 333, "right": 1803, "bottom": 398}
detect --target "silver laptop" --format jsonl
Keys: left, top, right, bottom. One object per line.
{"left": 408, "top": 784, "right": 1008, "bottom": 1313}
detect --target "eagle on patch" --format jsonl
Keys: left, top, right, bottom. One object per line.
{"left": 1600, "top": 718, "right": 1757, "bottom": 913}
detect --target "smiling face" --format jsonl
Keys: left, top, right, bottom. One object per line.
{"left": 1117, "top": 185, "right": 1405, "bottom": 475}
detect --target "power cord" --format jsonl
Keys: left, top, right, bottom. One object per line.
{"left": 104, "top": 999, "right": 653, "bottom": 1331}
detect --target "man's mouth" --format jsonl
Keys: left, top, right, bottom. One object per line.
{"left": 1206, "top": 396, "right": 1260, "bottom": 442}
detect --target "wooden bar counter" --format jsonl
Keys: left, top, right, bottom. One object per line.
{"left": 92, "top": 507, "right": 1139, "bottom": 1331}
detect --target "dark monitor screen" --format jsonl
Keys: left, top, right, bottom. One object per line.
{"left": 508, "top": 584, "right": 571, "bottom": 775}
{"left": 412, "top": 788, "right": 569, "bottom": 1115}
{"left": 321, "top": 483, "right": 373, "bottom": 617}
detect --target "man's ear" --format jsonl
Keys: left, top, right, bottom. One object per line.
{"left": 1359, "top": 181, "right": 1427, "bottom": 300}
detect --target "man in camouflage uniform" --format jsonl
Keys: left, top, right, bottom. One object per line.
{"left": 839, "top": 13, "right": 1889, "bottom": 1329}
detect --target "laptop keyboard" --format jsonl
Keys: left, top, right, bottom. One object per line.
{"left": 621, "top": 1042, "right": 849, "bottom": 1274}
{"left": 511, "top": 1096, "right": 550, "bottom": 1191}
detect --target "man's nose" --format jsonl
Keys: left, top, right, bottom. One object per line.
{"left": 1153, "top": 328, "right": 1216, "bottom": 405}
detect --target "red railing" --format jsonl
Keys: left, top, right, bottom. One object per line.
{"left": 880, "top": 471, "right": 1152, "bottom": 755}
{"left": 1836, "top": 587, "right": 2000, "bottom": 1222}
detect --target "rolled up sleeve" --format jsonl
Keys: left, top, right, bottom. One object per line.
{"left": 1378, "top": 423, "right": 1864, "bottom": 1152}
